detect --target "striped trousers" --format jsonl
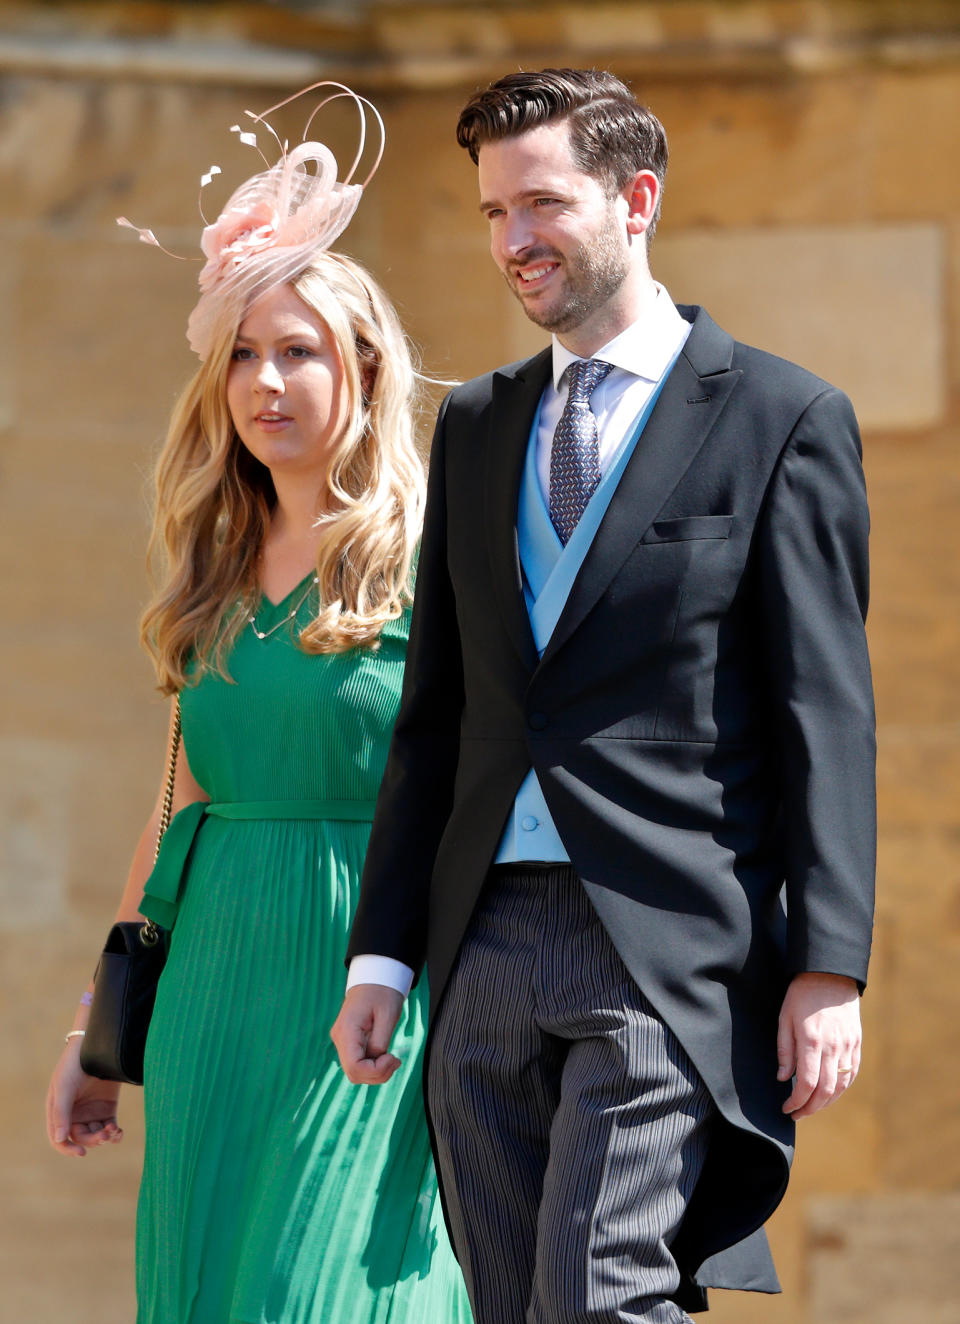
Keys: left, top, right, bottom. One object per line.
{"left": 427, "top": 864, "right": 714, "bottom": 1324}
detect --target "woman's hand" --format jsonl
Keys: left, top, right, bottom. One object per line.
{"left": 45, "top": 696, "right": 205, "bottom": 1159}
{"left": 46, "top": 1039, "right": 123, "bottom": 1157}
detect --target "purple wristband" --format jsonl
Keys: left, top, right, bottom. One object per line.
{"left": 80, "top": 991, "right": 93, "bottom": 1007}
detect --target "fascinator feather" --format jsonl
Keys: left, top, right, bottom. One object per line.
{"left": 118, "top": 82, "right": 384, "bottom": 361}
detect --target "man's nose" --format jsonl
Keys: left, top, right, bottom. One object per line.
{"left": 500, "top": 211, "right": 535, "bottom": 259}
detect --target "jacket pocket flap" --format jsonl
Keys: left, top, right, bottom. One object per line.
{"left": 642, "top": 515, "right": 734, "bottom": 543}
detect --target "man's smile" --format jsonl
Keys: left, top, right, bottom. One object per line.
{"left": 511, "top": 258, "right": 561, "bottom": 291}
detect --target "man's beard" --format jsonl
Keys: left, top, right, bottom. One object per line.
{"left": 506, "top": 225, "right": 630, "bottom": 335}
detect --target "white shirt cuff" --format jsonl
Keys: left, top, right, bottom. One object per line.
{"left": 346, "top": 955, "right": 414, "bottom": 997}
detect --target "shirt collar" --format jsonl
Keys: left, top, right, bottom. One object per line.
{"left": 551, "top": 283, "right": 689, "bottom": 390}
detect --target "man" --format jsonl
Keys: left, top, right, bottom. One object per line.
{"left": 332, "top": 69, "right": 875, "bottom": 1324}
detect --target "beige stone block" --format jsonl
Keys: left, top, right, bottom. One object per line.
{"left": 651, "top": 78, "right": 876, "bottom": 231}
{"left": 374, "top": 91, "right": 483, "bottom": 257}
{"left": 0, "top": 415, "right": 159, "bottom": 742}
{"left": 876, "top": 823, "right": 960, "bottom": 942}
{"left": 639, "top": 65, "right": 960, "bottom": 234}
{"left": 0, "top": 739, "right": 77, "bottom": 929}
{"left": 0, "top": 746, "right": 158, "bottom": 1322}
{"left": 561, "top": 3, "right": 666, "bottom": 51}
{"left": 9, "top": 232, "right": 197, "bottom": 445}
{"left": 0, "top": 423, "right": 152, "bottom": 601}
{"left": 0, "top": 1152, "right": 141, "bottom": 1324}
{"left": 376, "top": 8, "right": 512, "bottom": 57}
{"left": 877, "top": 731, "right": 960, "bottom": 832}
{"left": 2, "top": 623, "right": 156, "bottom": 751}
{"left": 872, "top": 830, "right": 960, "bottom": 1189}
{"left": 949, "top": 219, "right": 960, "bottom": 403}
{"left": 1, "top": 730, "right": 164, "bottom": 933}
{"left": 654, "top": 223, "right": 946, "bottom": 431}
{"left": 869, "top": 70, "right": 960, "bottom": 223}
{"left": 0, "top": 78, "right": 362, "bottom": 230}
{"left": 807, "top": 1193, "right": 960, "bottom": 1323}
{"left": 0, "top": 928, "right": 144, "bottom": 1324}
{"left": 0, "top": 248, "right": 15, "bottom": 436}
{"left": 705, "top": 3, "right": 778, "bottom": 45}
{"left": 388, "top": 240, "right": 516, "bottom": 380}
{"left": 66, "top": 728, "right": 171, "bottom": 916}
{"left": 865, "top": 433, "right": 960, "bottom": 730}
{"left": 0, "top": 78, "right": 94, "bottom": 223}
{"left": 374, "top": 92, "right": 520, "bottom": 377}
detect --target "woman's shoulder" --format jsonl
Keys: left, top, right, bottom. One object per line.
{"left": 378, "top": 603, "right": 412, "bottom": 644}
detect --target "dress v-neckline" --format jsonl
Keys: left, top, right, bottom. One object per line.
{"left": 258, "top": 569, "right": 318, "bottom": 612}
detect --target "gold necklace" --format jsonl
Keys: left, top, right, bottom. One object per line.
{"left": 247, "top": 575, "right": 319, "bottom": 640}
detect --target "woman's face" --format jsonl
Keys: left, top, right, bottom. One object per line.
{"left": 226, "top": 283, "right": 349, "bottom": 487}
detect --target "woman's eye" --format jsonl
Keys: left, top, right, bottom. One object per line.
{"left": 287, "top": 345, "right": 313, "bottom": 359}
{"left": 231, "top": 346, "right": 255, "bottom": 361}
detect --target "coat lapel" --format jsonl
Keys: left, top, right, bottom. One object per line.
{"left": 485, "top": 348, "right": 552, "bottom": 671}
{"left": 540, "top": 308, "right": 742, "bottom": 667}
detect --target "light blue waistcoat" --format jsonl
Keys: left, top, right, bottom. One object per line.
{"left": 495, "top": 352, "right": 682, "bottom": 862}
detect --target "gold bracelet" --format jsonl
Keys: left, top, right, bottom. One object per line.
{"left": 65, "top": 1029, "right": 86, "bottom": 1044}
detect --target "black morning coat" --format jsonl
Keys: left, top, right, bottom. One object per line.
{"left": 348, "top": 305, "right": 876, "bottom": 1308}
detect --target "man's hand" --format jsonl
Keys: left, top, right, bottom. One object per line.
{"left": 777, "top": 972, "right": 862, "bottom": 1118}
{"left": 331, "top": 984, "right": 404, "bottom": 1085}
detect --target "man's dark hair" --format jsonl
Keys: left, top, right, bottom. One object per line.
{"left": 456, "top": 68, "right": 668, "bottom": 237}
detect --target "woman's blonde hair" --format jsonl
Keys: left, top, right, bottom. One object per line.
{"left": 140, "top": 251, "right": 425, "bottom": 694}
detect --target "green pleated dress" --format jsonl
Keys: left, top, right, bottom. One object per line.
{"left": 135, "top": 577, "right": 472, "bottom": 1324}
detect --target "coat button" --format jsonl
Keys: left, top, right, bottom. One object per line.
{"left": 521, "top": 816, "right": 539, "bottom": 832}
{"left": 528, "top": 712, "right": 548, "bottom": 730}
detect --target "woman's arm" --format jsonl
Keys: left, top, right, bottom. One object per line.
{"left": 45, "top": 698, "right": 209, "bottom": 1157}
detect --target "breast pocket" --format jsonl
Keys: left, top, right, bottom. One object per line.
{"left": 641, "top": 514, "right": 734, "bottom": 544}
{"left": 604, "top": 514, "right": 735, "bottom": 624}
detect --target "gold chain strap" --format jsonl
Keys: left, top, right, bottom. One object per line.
{"left": 155, "top": 697, "right": 182, "bottom": 861}
{"left": 141, "top": 697, "right": 182, "bottom": 947}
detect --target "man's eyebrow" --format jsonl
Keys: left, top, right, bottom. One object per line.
{"left": 479, "top": 187, "right": 566, "bottom": 213}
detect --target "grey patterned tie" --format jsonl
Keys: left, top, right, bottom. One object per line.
{"left": 549, "top": 357, "right": 614, "bottom": 545}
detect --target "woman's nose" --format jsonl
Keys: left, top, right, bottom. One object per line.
{"left": 255, "top": 358, "right": 284, "bottom": 393}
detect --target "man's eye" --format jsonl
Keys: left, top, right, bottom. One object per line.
{"left": 533, "top": 197, "right": 559, "bottom": 207}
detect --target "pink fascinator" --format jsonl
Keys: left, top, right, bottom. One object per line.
{"left": 118, "top": 82, "right": 385, "bottom": 361}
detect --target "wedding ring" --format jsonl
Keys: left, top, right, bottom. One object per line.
{"left": 836, "top": 1065, "right": 855, "bottom": 1074}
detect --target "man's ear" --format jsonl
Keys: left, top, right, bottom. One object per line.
{"left": 624, "top": 170, "right": 660, "bottom": 237}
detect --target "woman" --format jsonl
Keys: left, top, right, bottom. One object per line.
{"left": 45, "top": 86, "right": 472, "bottom": 1324}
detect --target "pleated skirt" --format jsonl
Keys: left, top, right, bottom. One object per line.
{"left": 136, "top": 817, "right": 471, "bottom": 1324}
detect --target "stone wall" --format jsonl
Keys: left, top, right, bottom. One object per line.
{"left": 1, "top": 3, "right": 957, "bottom": 1321}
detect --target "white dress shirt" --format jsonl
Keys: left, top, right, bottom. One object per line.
{"left": 348, "top": 286, "right": 691, "bottom": 996}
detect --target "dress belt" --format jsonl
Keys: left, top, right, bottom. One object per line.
{"left": 207, "top": 799, "right": 376, "bottom": 821}
{"left": 139, "top": 798, "right": 377, "bottom": 930}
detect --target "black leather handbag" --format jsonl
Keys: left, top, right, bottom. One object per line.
{"left": 80, "top": 700, "right": 180, "bottom": 1086}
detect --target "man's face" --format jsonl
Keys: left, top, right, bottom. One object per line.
{"left": 477, "top": 120, "right": 631, "bottom": 339}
